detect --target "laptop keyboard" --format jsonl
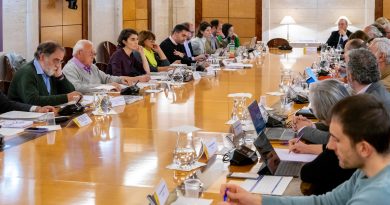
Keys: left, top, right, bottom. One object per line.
{"left": 266, "top": 128, "right": 284, "bottom": 139}
{"left": 275, "top": 161, "right": 303, "bottom": 177}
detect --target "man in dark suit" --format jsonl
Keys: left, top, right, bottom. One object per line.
{"left": 346, "top": 48, "right": 390, "bottom": 113}
{"left": 326, "top": 18, "right": 352, "bottom": 49}
{"left": 160, "top": 24, "right": 205, "bottom": 65}
{"left": 0, "top": 92, "right": 54, "bottom": 114}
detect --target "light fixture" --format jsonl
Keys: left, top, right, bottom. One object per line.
{"left": 335, "top": 16, "right": 352, "bottom": 25}
{"left": 280, "top": 16, "right": 296, "bottom": 41}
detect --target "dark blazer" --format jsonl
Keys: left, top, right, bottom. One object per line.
{"left": 326, "top": 30, "right": 352, "bottom": 48}
{"left": 0, "top": 92, "right": 31, "bottom": 113}
{"left": 159, "top": 37, "right": 194, "bottom": 66}
{"left": 365, "top": 81, "right": 390, "bottom": 114}
{"left": 8, "top": 61, "right": 75, "bottom": 106}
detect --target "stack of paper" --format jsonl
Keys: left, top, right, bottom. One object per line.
{"left": 0, "top": 111, "right": 46, "bottom": 120}
{"left": 0, "top": 120, "right": 33, "bottom": 128}
{"left": 275, "top": 148, "right": 318, "bottom": 162}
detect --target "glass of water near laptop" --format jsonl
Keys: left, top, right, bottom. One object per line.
{"left": 231, "top": 97, "right": 249, "bottom": 123}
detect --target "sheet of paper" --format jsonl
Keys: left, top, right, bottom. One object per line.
{"left": 0, "top": 120, "right": 33, "bottom": 128}
{"left": 0, "top": 128, "right": 24, "bottom": 137}
{"left": 94, "top": 85, "right": 116, "bottom": 91}
{"left": 110, "top": 96, "right": 126, "bottom": 107}
{"left": 265, "top": 92, "right": 284, "bottom": 96}
{"left": 92, "top": 109, "right": 118, "bottom": 116}
{"left": 275, "top": 148, "right": 318, "bottom": 162}
{"left": 227, "top": 93, "right": 252, "bottom": 98}
{"left": 0, "top": 111, "right": 45, "bottom": 119}
{"left": 37, "top": 125, "right": 62, "bottom": 131}
{"left": 81, "top": 95, "right": 94, "bottom": 105}
{"left": 168, "top": 125, "right": 202, "bottom": 134}
{"left": 171, "top": 197, "right": 212, "bottom": 205}
{"left": 166, "top": 161, "right": 206, "bottom": 171}
{"left": 241, "top": 176, "right": 292, "bottom": 195}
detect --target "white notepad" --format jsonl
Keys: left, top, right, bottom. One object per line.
{"left": 241, "top": 175, "right": 293, "bottom": 195}
{"left": 0, "top": 111, "right": 45, "bottom": 119}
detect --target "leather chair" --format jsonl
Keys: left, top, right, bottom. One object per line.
{"left": 267, "top": 38, "right": 289, "bottom": 48}
{"left": 95, "top": 62, "right": 108, "bottom": 74}
{"left": 0, "top": 56, "right": 14, "bottom": 94}
{"left": 62, "top": 47, "right": 74, "bottom": 68}
{"left": 96, "top": 41, "right": 117, "bottom": 64}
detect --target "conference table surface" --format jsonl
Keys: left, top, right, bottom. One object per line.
{"left": 0, "top": 48, "right": 318, "bottom": 205}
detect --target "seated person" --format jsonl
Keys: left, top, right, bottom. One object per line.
{"left": 368, "top": 38, "right": 390, "bottom": 92}
{"left": 326, "top": 18, "right": 352, "bottom": 48}
{"left": 191, "top": 21, "right": 215, "bottom": 56}
{"left": 8, "top": 41, "right": 80, "bottom": 106}
{"left": 63, "top": 40, "right": 134, "bottom": 94}
{"left": 290, "top": 79, "right": 355, "bottom": 195}
{"left": 217, "top": 23, "right": 240, "bottom": 48}
{"left": 220, "top": 94, "right": 390, "bottom": 205}
{"left": 348, "top": 30, "right": 370, "bottom": 42}
{"left": 160, "top": 24, "right": 205, "bottom": 65}
{"left": 138, "top": 30, "right": 172, "bottom": 72}
{"left": 0, "top": 92, "right": 54, "bottom": 114}
{"left": 210, "top": 19, "right": 225, "bottom": 49}
{"left": 106, "top": 28, "right": 150, "bottom": 82}
{"left": 363, "top": 24, "right": 384, "bottom": 41}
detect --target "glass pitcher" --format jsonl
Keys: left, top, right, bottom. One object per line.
{"left": 93, "top": 92, "right": 112, "bottom": 116}
{"left": 231, "top": 96, "right": 249, "bottom": 122}
{"left": 173, "top": 132, "right": 203, "bottom": 170}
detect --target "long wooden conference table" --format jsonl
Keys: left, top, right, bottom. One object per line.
{"left": 0, "top": 48, "right": 318, "bottom": 205}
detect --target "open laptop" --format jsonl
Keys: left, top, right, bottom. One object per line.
{"left": 248, "top": 100, "right": 295, "bottom": 141}
{"left": 253, "top": 131, "right": 304, "bottom": 177}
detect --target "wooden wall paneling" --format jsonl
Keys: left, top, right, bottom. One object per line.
{"left": 202, "top": 0, "right": 229, "bottom": 18}
{"left": 195, "top": 0, "right": 202, "bottom": 26}
{"left": 376, "top": 0, "right": 384, "bottom": 19}
{"left": 135, "top": 0, "right": 148, "bottom": 19}
{"left": 383, "top": 0, "right": 390, "bottom": 19}
{"left": 229, "top": 0, "right": 255, "bottom": 18}
{"left": 123, "top": 0, "right": 136, "bottom": 20}
{"left": 256, "top": 0, "right": 262, "bottom": 40}
{"left": 136, "top": 20, "right": 149, "bottom": 32}
{"left": 228, "top": 18, "right": 256, "bottom": 38}
{"left": 62, "top": 0, "right": 82, "bottom": 25}
{"left": 41, "top": 26, "right": 63, "bottom": 44}
{"left": 0, "top": 0, "right": 2, "bottom": 51}
{"left": 123, "top": 20, "right": 136, "bottom": 29}
{"left": 82, "top": 0, "right": 88, "bottom": 39}
{"left": 40, "top": 0, "right": 63, "bottom": 26}
{"left": 202, "top": 18, "right": 229, "bottom": 25}
{"left": 62, "top": 25, "right": 82, "bottom": 47}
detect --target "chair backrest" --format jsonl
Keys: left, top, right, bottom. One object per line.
{"left": 96, "top": 41, "right": 117, "bottom": 64}
{"left": 62, "top": 47, "right": 74, "bottom": 68}
{"left": 3, "top": 56, "right": 15, "bottom": 81}
{"left": 267, "top": 38, "right": 289, "bottom": 48}
{"left": 95, "top": 62, "right": 108, "bottom": 74}
{"left": 0, "top": 80, "right": 11, "bottom": 95}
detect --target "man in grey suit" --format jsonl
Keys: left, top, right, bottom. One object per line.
{"left": 346, "top": 48, "right": 390, "bottom": 113}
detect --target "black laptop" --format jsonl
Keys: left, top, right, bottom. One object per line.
{"left": 248, "top": 100, "right": 295, "bottom": 141}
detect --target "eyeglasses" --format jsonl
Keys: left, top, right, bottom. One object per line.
{"left": 82, "top": 50, "right": 97, "bottom": 57}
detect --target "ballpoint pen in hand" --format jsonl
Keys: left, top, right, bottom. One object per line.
{"left": 223, "top": 188, "right": 228, "bottom": 201}
{"left": 289, "top": 133, "right": 304, "bottom": 154}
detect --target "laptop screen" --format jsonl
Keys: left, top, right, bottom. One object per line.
{"left": 253, "top": 132, "right": 281, "bottom": 175}
{"left": 248, "top": 100, "right": 266, "bottom": 135}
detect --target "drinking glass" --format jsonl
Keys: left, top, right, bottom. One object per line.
{"left": 173, "top": 132, "right": 202, "bottom": 169}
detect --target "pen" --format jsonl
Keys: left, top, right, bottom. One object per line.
{"left": 223, "top": 188, "right": 228, "bottom": 201}
{"left": 289, "top": 133, "right": 304, "bottom": 154}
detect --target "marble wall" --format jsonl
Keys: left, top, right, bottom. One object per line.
{"left": 262, "top": 0, "right": 375, "bottom": 43}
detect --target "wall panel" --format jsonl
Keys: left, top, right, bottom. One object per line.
{"left": 123, "top": 0, "right": 150, "bottom": 31}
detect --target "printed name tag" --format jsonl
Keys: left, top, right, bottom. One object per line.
{"left": 110, "top": 96, "right": 126, "bottom": 107}
{"left": 153, "top": 179, "right": 169, "bottom": 205}
{"left": 193, "top": 71, "right": 201, "bottom": 80}
{"left": 203, "top": 138, "right": 218, "bottom": 159}
{"left": 73, "top": 113, "right": 92, "bottom": 127}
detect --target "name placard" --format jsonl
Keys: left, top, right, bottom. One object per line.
{"left": 110, "top": 96, "right": 126, "bottom": 107}
{"left": 72, "top": 113, "right": 92, "bottom": 127}
{"left": 203, "top": 138, "right": 218, "bottom": 159}
{"left": 153, "top": 179, "right": 169, "bottom": 205}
